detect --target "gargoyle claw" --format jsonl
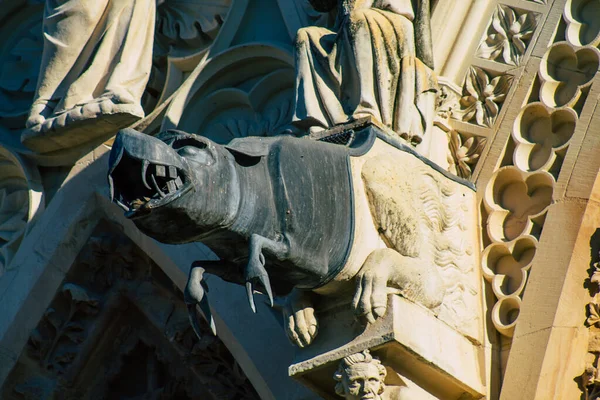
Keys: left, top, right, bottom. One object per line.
{"left": 245, "top": 253, "right": 274, "bottom": 313}
{"left": 246, "top": 282, "right": 257, "bottom": 313}
{"left": 184, "top": 266, "right": 216, "bottom": 338}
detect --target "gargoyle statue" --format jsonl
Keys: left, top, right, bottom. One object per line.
{"left": 108, "top": 126, "right": 475, "bottom": 347}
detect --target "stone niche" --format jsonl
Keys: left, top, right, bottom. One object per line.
{"left": 0, "top": 221, "right": 259, "bottom": 400}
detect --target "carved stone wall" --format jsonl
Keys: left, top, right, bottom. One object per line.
{"left": 0, "top": 222, "right": 259, "bottom": 400}
{"left": 481, "top": 0, "right": 594, "bottom": 336}
{"left": 470, "top": 0, "right": 600, "bottom": 398}
{"left": 1, "top": 1, "right": 600, "bottom": 400}
{"left": 0, "top": 145, "right": 43, "bottom": 274}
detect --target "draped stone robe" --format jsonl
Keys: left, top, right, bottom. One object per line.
{"left": 27, "top": 0, "right": 155, "bottom": 130}
{"left": 293, "top": 0, "right": 437, "bottom": 144}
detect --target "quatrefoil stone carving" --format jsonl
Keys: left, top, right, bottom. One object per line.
{"left": 512, "top": 102, "right": 577, "bottom": 172}
{"left": 482, "top": 236, "right": 537, "bottom": 298}
{"left": 539, "top": 43, "right": 600, "bottom": 108}
{"left": 484, "top": 167, "right": 554, "bottom": 243}
{"left": 565, "top": 0, "right": 600, "bottom": 47}
{"left": 492, "top": 295, "right": 522, "bottom": 337}
{"left": 482, "top": 236, "right": 538, "bottom": 337}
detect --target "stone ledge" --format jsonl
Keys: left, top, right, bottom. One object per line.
{"left": 289, "top": 295, "right": 486, "bottom": 400}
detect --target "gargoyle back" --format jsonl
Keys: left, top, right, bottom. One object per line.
{"left": 265, "top": 136, "right": 355, "bottom": 290}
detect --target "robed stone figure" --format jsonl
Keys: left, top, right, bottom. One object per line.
{"left": 293, "top": 0, "right": 437, "bottom": 145}
{"left": 23, "top": 0, "right": 155, "bottom": 153}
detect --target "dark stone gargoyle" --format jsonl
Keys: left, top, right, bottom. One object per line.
{"left": 108, "top": 126, "right": 471, "bottom": 347}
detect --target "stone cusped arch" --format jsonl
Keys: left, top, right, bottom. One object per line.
{"left": 162, "top": 43, "right": 295, "bottom": 144}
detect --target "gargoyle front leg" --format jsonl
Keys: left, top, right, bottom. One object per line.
{"left": 352, "top": 248, "right": 444, "bottom": 324}
{"left": 246, "top": 234, "right": 289, "bottom": 313}
{"left": 283, "top": 288, "right": 318, "bottom": 348}
{"left": 184, "top": 259, "right": 241, "bottom": 339}
{"left": 184, "top": 262, "right": 216, "bottom": 339}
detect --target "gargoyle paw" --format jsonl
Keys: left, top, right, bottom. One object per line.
{"left": 184, "top": 265, "right": 216, "bottom": 337}
{"left": 352, "top": 268, "right": 388, "bottom": 324}
{"left": 283, "top": 290, "right": 318, "bottom": 348}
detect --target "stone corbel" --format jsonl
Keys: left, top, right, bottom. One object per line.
{"left": 290, "top": 296, "right": 486, "bottom": 399}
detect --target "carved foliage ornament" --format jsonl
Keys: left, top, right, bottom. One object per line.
{"left": 147, "top": 0, "right": 231, "bottom": 111}
{"left": 477, "top": 5, "right": 538, "bottom": 66}
{"left": 156, "top": 0, "right": 230, "bottom": 48}
{"left": 0, "top": 187, "right": 28, "bottom": 272}
{"left": 459, "top": 67, "right": 513, "bottom": 128}
{"left": 8, "top": 229, "right": 259, "bottom": 400}
{"left": 582, "top": 254, "right": 600, "bottom": 399}
{"left": 447, "top": 130, "right": 487, "bottom": 179}
{"left": 436, "top": 82, "right": 460, "bottom": 120}
{"left": 28, "top": 284, "right": 100, "bottom": 373}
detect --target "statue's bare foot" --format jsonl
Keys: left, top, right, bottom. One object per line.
{"left": 284, "top": 289, "right": 318, "bottom": 348}
{"left": 26, "top": 99, "right": 59, "bottom": 128}
{"left": 22, "top": 95, "right": 143, "bottom": 154}
{"left": 86, "top": 90, "right": 137, "bottom": 106}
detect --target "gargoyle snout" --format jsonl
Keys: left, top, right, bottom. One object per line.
{"left": 108, "top": 128, "right": 189, "bottom": 214}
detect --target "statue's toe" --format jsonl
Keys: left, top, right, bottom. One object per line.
{"left": 26, "top": 114, "right": 45, "bottom": 129}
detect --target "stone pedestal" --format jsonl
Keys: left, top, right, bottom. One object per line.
{"left": 289, "top": 295, "right": 486, "bottom": 399}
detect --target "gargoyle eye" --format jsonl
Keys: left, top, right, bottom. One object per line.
{"left": 171, "top": 137, "right": 208, "bottom": 150}
{"left": 175, "top": 140, "right": 214, "bottom": 166}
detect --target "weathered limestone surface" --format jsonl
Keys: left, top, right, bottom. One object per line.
{"left": 2, "top": 0, "right": 600, "bottom": 399}
{"left": 22, "top": 0, "right": 156, "bottom": 154}
{"left": 293, "top": 0, "right": 437, "bottom": 146}
{"left": 290, "top": 296, "right": 485, "bottom": 399}
{"left": 332, "top": 350, "right": 389, "bottom": 400}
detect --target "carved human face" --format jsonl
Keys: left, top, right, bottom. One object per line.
{"left": 340, "top": 363, "right": 384, "bottom": 400}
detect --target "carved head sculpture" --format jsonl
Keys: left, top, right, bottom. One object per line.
{"left": 334, "top": 350, "right": 387, "bottom": 400}
{"left": 108, "top": 128, "right": 241, "bottom": 244}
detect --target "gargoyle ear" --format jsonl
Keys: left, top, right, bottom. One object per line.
{"left": 225, "top": 138, "right": 270, "bottom": 166}
{"left": 224, "top": 138, "right": 270, "bottom": 158}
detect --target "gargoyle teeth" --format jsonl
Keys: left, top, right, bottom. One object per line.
{"left": 150, "top": 174, "right": 167, "bottom": 198}
{"left": 174, "top": 176, "right": 183, "bottom": 189}
{"left": 141, "top": 160, "right": 151, "bottom": 190}
{"left": 115, "top": 159, "right": 185, "bottom": 212}
{"left": 167, "top": 180, "right": 176, "bottom": 193}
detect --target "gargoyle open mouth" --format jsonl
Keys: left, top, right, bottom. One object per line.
{"left": 108, "top": 128, "right": 192, "bottom": 217}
